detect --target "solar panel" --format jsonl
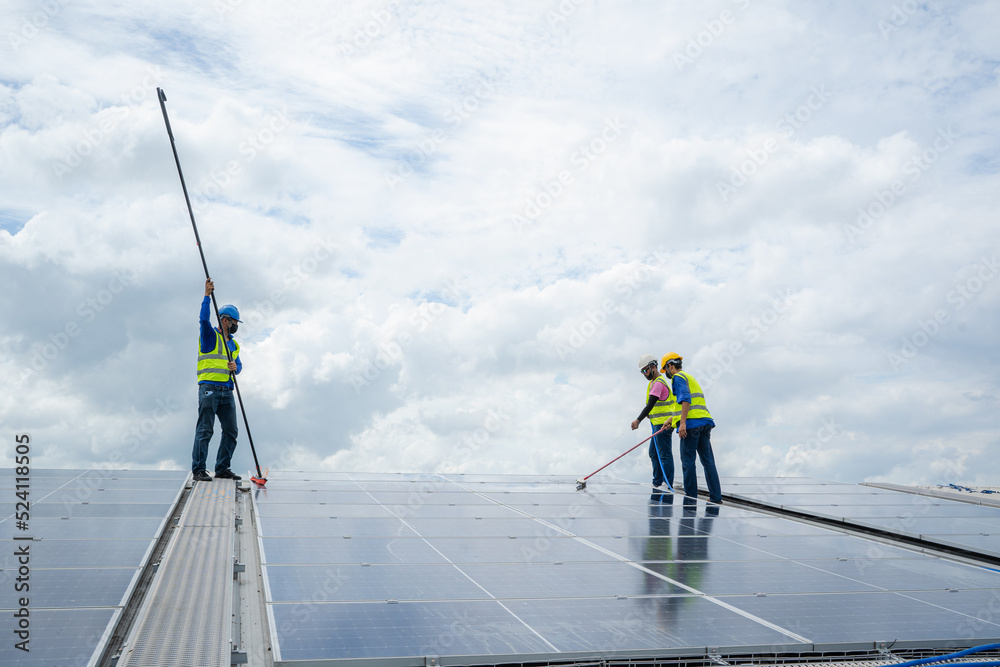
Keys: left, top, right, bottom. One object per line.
{"left": 0, "top": 469, "right": 187, "bottom": 666}
{"left": 254, "top": 472, "right": 1000, "bottom": 665}
{"left": 0, "top": 516, "right": 167, "bottom": 540}
{"left": 258, "top": 516, "right": 420, "bottom": 538}
{"left": 0, "top": 538, "right": 154, "bottom": 568}
{"left": 804, "top": 502, "right": 1000, "bottom": 519}
{"left": 718, "top": 591, "right": 1000, "bottom": 643}
{"left": 425, "top": 536, "right": 622, "bottom": 564}
{"left": 717, "top": 534, "right": 927, "bottom": 560}
{"left": 5, "top": 567, "right": 139, "bottom": 607}
{"left": 508, "top": 595, "right": 806, "bottom": 650}
{"left": 266, "top": 563, "right": 492, "bottom": 602}
{"left": 0, "top": 608, "right": 117, "bottom": 666}
{"left": 28, "top": 502, "right": 174, "bottom": 518}
{"left": 269, "top": 600, "right": 555, "bottom": 661}
{"left": 256, "top": 502, "right": 397, "bottom": 518}
{"left": 723, "top": 478, "right": 1000, "bottom": 558}
{"left": 262, "top": 536, "right": 451, "bottom": 564}
{"left": 800, "top": 557, "right": 1000, "bottom": 591}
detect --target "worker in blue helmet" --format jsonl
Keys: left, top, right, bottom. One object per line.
{"left": 191, "top": 279, "right": 243, "bottom": 482}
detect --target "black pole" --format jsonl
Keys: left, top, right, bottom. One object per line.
{"left": 156, "top": 87, "right": 264, "bottom": 482}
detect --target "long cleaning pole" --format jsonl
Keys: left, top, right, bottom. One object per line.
{"left": 156, "top": 87, "right": 265, "bottom": 484}
{"left": 576, "top": 424, "right": 670, "bottom": 490}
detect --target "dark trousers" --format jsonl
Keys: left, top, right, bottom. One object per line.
{"left": 191, "top": 384, "right": 238, "bottom": 473}
{"left": 649, "top": 423, "right": 674, "bottom": 488}
{"left": 679, "top": 424, "right": 721, "bottom": 503}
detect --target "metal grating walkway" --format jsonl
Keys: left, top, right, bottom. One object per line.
{"left": 119, "top": 480, "right": 237, "bottom": 667}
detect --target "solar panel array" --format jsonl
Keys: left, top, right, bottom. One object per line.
{"left": 254, "top": 472, "right": 1000, "bottom": 666}
{"left": 721, "top": 477, "right": 1000, "bottom": 559}
{"left": 0, "top": 469, "right": 188, "bottom": 666}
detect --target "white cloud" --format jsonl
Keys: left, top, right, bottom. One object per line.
{"left": 1, "top": 0, "right": 998, "bottom": 488}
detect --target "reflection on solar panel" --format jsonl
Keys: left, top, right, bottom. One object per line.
{"left": 722, "top": 476, "right": 1000, "bottom": 558}
{"left": 0, "top": 469, "right": 188, "bottom": 666}
{"left": 254, "top": 473, "right": 1000, "bottom": 665}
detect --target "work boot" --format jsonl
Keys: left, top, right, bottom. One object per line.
{"left": 215, "top": 469, "right": 242, "bottom": 480}
{"left": 193, "top": 470, "right": 212, "bottom": 482}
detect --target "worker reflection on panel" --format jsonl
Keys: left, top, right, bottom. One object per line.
{"left": 675, "top": 496, "right": 712, "bottom": 591}
{"left": 644, "top": 492, "right": 676, "bottom": 608}
{"left": 649, "top": 489, "right": 675, "bottom": 530}
{"left": 640, "top": 495, "right": 717, "bottom": 630}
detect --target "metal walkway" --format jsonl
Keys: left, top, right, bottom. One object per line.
{"left": 119, "top": 480, "right": 237, "bottom": 667}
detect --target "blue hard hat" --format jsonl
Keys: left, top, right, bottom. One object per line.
{"left": 219, "top": 304, "right": 241, "bottom": 322}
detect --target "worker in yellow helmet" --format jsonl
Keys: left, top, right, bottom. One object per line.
{"left": 631, "top": 354, "right": 678, "bottom": 491}
{"left": 661, "top": 353, "right": 722, "bottom": 504}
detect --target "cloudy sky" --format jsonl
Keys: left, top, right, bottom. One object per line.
{"left": 1, "top": 0, "right": 998, "bottom": 487}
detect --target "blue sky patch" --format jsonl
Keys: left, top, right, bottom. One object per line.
{"left": 363, "top": 226, "right": 404, "bottom": 249}
{"left": 0, "top": 209, "right": 32, "bottom": 234}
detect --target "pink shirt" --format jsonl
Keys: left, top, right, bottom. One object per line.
{"left": 648, "top": 377, "right": 671, "bottom": 400}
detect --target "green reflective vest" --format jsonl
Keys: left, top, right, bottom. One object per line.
{"left": 647, "top": 375, "right": 678, "bottom": 426}
{"left": 197, "top": 331, "right": 240, "bottom": 384}
{"left": 671, "top": 370, "right": 712, "bottom": 427}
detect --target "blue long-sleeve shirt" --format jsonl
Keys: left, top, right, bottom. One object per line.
{"left": 199, "top": 296, "right": 241, "bottom": 388}
{"left": 671, "top": 372, "right": 715, "bottom": 429}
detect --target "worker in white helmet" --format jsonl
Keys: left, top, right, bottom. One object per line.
{"left": 631, "top": 354, "right": 678, "bottom": 490}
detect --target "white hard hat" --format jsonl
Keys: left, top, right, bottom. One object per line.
{"left": 638, "top": 353, "right": 657, "bottom": 370}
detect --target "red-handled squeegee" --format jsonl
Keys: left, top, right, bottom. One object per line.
{"left": 576, "top": 425, "right": 670, "bottom": 490}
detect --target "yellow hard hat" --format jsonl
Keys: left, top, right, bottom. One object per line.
{"left": 661, "top": 352, "right": 682, "bottom": 369}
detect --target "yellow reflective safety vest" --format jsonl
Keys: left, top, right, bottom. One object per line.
{"left": 671, "top": 370, "right": 712, "bottom": 427}
{"left": 197, "top": 330, "right": 240, "bottom": 384}
{"left": 646, "top": 375, "right": 678, "bottom": 426}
